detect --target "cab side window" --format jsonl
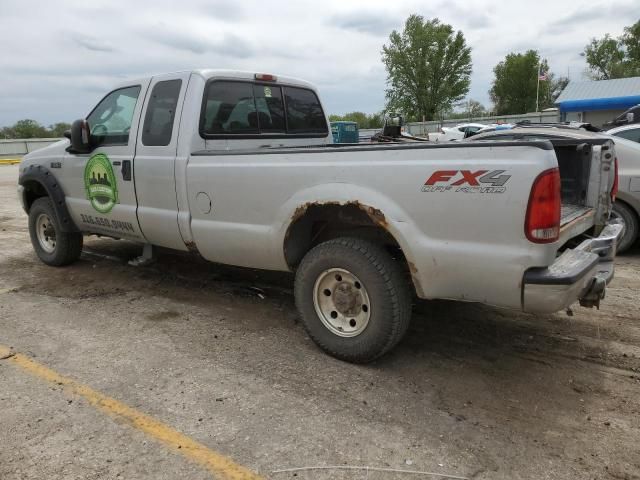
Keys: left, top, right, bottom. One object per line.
{"left": 87, "top": 86, "right": 141, "bottom": 147}
{"left": 142, "top": 80, "right": 182, "bottom": 146}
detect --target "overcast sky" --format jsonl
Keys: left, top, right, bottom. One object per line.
{"left": 1, "top": 0, "right": 637, "bottom": 126}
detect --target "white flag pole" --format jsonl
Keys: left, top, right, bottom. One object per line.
{"left": 536, "top": 62, "right": 541, "bottom": 112}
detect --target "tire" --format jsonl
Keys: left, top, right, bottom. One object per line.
{"left": 28, "top": 197, "right": 83, "bottom": 266}
{"left": 294, "top": 237, "right": 412, "bottom": 363}
{"left": 612, "top": 201, "right": 638, "bottom": 254}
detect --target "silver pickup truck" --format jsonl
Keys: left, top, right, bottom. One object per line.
{"left": 18, "top": 69, "right": 622, "bottom": 362}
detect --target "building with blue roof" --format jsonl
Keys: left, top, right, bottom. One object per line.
{"left": 555, "top": 77, "right": 640, "bottom": 126}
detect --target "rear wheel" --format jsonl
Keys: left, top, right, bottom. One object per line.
{"left": 294, "top": 237, "right": 412, "bottom": 363}
{"left": 28, "top": 197, "right": 83, "bottom": 266}
{"left": 612, "top": 201, "right": 638, "bottom": 253}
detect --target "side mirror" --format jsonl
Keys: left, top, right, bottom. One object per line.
{"left": 68, "top": 119, "right": 91, "bottom": 154}
{"left": 627, "top": 112, "right": 635, "bottom": 123}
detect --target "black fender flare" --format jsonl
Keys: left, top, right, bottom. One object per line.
{"left": 19, "top": 164, "right": 80, "bottom": 232}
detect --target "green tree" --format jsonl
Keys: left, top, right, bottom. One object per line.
{"left": 0, "top": 119, "right": 72, "bottom": 139}
{"left": 11, "top": 119, "right": 47, "bottom": 138}
{"left": 381, "top": 15, "right": 472, "bottom": 122}
{"left": 48, "top": 122, "right": 72, "bottom": 137}
{"left": 328, "top": 112, "right": 383, "bottom": 128}
{"left": 583, "top": 35, "right": 627, "bottom": 79}
{"left": 490, "top": 50, "right": 556, "bottom": 114}
{"left": 466, "top": 99, "right": 486, "bottom": 119}
{"left": 583, "top": 21, "right": 640, "bottom": 79}
{"left": 621, "top": 20, "right": 640, "bottom": 63}
{"left": 0, "top": 126, "right": 14, "bottom": 139}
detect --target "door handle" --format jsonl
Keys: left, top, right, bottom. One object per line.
{"left": 121, "top": 160, "right": 132, "bottom": 181}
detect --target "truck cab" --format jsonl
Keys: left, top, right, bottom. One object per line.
{"left": 19, "top": 70, "right": 333, "bottom": 249}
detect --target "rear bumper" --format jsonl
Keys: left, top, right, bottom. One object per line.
{"left": 522, "top": 222, "right": 623, "bottom": 313}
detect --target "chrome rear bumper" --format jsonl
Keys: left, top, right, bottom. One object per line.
{"left": 522, "top": 222, "right": 623, "bottom": 313}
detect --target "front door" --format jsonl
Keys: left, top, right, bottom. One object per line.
{"left": 63, "top": 81, "right": 150, "bottom": 241}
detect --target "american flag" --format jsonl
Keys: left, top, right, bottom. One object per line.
{"left": 538, "top": 65, "right": 548, "bottom": 81}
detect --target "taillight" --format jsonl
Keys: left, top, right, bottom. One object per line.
{"left": 611, "top": 157, "right": 618, "bottom": 201}
{"left": 525, "top": 168, "right": 561, "bottom": 243}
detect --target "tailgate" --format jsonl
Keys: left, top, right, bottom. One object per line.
{"left": 549, "top": 138, "right": 616, "bottom": 244}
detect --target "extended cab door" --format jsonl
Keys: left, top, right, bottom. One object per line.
{"left": 63, "top": 82, "right": 150, "bottom": 241}
{"left": 133, "top": 72, "right": 190, "bottom": 250}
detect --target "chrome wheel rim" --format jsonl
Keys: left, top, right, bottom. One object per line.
{"left": 36, "top": 213, "right": 56, "bottom": 253}
{"left": 313, "top": 268, "right": 371, "bottom": 337}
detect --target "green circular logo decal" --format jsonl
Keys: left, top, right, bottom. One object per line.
{"left": 84, "top": 153, "right": 118, "bottom": 214}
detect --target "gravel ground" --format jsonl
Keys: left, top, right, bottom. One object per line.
{"left": 1, "top": 164, "right": 639, "bottom": 480}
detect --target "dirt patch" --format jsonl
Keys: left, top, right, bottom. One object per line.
{"left": 1, "top": 164, "right": 639, "bottom": 480}
{"left": 146, "top": 310, "right": 182, "bottom": 321}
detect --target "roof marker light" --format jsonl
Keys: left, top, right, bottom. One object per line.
{"left": 255, "top": 73, "right": 277, "bottom": 82}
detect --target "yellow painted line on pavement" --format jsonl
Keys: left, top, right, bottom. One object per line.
{"left": 0, "top": 344, "right": 263, "bottom": 480}
{"left": 0, "top": 158, "right": 21, "bottom": 165}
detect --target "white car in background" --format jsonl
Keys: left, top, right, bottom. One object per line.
{"left": 608, "top": 124, "right": 640, "bottom": 144}
{"left": 432, "top": 122, "right": 486, "bottom": 142}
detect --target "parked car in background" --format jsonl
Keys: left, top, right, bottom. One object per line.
{"left": 467, "top": 123, "right": 514, "bottom": 137}
{"left": 603, "top": 104, "right": 640, "bottom": 128}
{"left": 434, "top": 122, "right": 486, "bottom": 141}
{"left": 605, "top": 136, "right": 640, "bottom": 252}
{"left": 608, "top": 123, "right": 640, "bottom": 144}
{"left": 468, "top": 124, "right": 640, "bottom": 252}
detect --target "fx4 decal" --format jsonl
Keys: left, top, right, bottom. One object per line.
{"left": 421, "top": 169, "right": 511, "bottom": 194}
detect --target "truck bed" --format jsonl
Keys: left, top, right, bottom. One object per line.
{"left": 561, "top": 204, "right": 593, "bottom": 225}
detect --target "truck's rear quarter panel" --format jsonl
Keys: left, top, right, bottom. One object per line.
{"left": 186, "top": 142, "right": 559, "bottom": 309}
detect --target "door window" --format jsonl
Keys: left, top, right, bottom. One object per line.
{"left": 87, "top": 86, "right": 141, "bottom": 147}
{"left": 142, "top": 80, "right": 182, "bottom": 146}
{"left": 613, "top": 127, "right": 640, "bottom": 143}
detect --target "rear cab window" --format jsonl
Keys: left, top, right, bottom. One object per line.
{"left": 200, "top": 80, "right": 328, "bottom": 138}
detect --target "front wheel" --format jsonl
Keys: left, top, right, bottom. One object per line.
{"left": 294, "top": 238, "right": 412, "bottom": 363}
{"left": 28, "top": 197, "right": 83, "bottom": 266}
